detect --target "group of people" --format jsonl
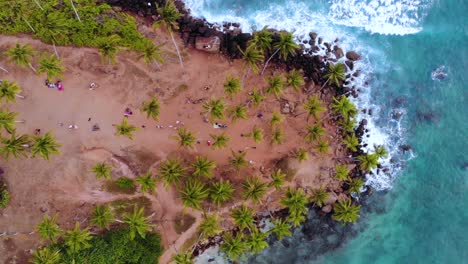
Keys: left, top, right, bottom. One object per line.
{"left": 45, "top": 79, "right": 64, "bottom": 91}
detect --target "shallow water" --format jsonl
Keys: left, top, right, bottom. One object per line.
{"left": 184, "top": 0, "right": 468, "bottom": 263}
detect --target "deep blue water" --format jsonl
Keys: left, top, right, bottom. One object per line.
{"left": 184, "top": 0, "right": 468, "bottom": 263}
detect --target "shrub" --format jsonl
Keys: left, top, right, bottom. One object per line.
{"left": 115, "top": 177, "right": 135, "bottom": 189}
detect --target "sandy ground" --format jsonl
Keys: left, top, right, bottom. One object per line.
{"left": 0, "top": 28, "right": 346, "bottom": 264}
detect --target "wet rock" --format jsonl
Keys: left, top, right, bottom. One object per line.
{"left": 333, "top": 46, "right": 344, "bottom": 59}
{"left": 309, "top": 32, "right": 318, "bottom": 43}
{"left": 417, "top": 111, "right": 439, "bottom": 123}
{"left": 368, "top": 109, "right": 373, "bottom": 115}
{"left": 400, "top": 144, "right": 412, "bottom": 152}
{"left": 352, "top": 70, "right": 361, "bottom": 77}
{"left": 394, "top": 96, "right": 407, "bottom": 106}
{"left": 324, "top": 42, "right": 331, "bottom": 52}
{"left": 346, "top": 51, "right": 361, "bottom": 61}
{"left": 392, "top": 111, "right": 403, "bottom": 120}
{"left": 318, "top": 37, "right": 323, "bottom": 45}
{"left": 345, "top": 60, "right": 354, "bottom": 71}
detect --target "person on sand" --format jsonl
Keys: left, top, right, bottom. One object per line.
{"left": 68, "top": 124, "right": 78, "bottom": 130}
{"left": 124, "top": 108, "right": 133, "bottom": 117}
{"left": 89, "top": 82, "right": 97, "bottom": 90}
{"left": 56, "top": 81, "right": 63, "bottom": 91}
{"left": 34, "top": 129, "right": 41, "bottom": 135}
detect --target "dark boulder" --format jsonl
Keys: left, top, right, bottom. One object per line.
{"left": 345, "top": 60, "right": 354, "bottom": 70}
{"left": 333, "top": 46, "right": 344, "bottom": 59}
{"left": 346, "top": 51, "right": 361, "bottom": 61}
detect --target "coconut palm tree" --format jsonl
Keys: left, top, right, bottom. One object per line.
{"left": 295, "top": 148, "right": 308, "bottom": 162}
{"left": 251, "top": 26, "right": 272, "bottom": 53}
{"left": 210, "top": 132, "right": 230, "bottom": 150}
{"left": 270, "top": 111, "right": 284, "bottom": 126}
{"left": 0, "top": 80, "right": 23, "bottom": 103}
{"left": 37, "top": 54, "right": 64, "bottom": 80}
{"left": 209, "top": 180, "right": 235, "bottom": 206}
{"left": 239, "top": 44, "right": 264, "bottom": 75}
{"left": 139, "top": 42, "right": 164, "bottom": 65}
{"left": 246, "top": 229, "right": 268, "bottom": 253}
{"left": 202, "top": 97, "right": 226, "bottom": 122}
{"left": 323, "top": 63, "right": 346, "bottom": 88}
{"left": 348, "top": 177, "right": 364, "bottom": 194}
{"left": 305, "top": 123, "right": 325, "bottom": 143}
{"left": 265, "top": 74, "right": 284, "bottom": 98}
{"left": 136, "top": 171, "right": 157, "bottom": 193}
{"left": 221, "top": 233, "right": 248, "bottom": 262}
{"left": 64, "top": 222, "right": 92, "bottom": 254}
{"left": 31, "top": 132, "right": 61, "bottom": 160}
{"left": 97, "top": 35, "right": 121, "bottom": 64}
{"left": 172, "top": 252, "right": 193, "bottom": 264}
{"left": 122, "top": 206, "right": 153, "bottom": 240}
{"left": 4, "top": 43, "right": 36, "bottom": 72}
{"left": 231, "top": 204, "right": 255, "bottom": 230}
{"left": 115, "top": 117, "right": 139, "bottom": 140}
{"left": 245, "top": 126, "right": 263, "bottom": 144}
{"left": 334, "top": 164, "right": 349, "bottom": 181}
{"left": 92, "top": 162, "right": 112, "bottom": 180}
{"left": 154, "top": 0, "right": 183, "bottom": 68}
{"left": 90, "top": 204, "right": 114, "bottom": 230}
{"left": 242, "top": 176, "right": 268, "bottom": 203}
{"left": 270, "top": 218, "right": 292, "bottom": 240}
{"left": 286, "top": 69, "right": 304, "bottom": 91}
{"left": 36, "top": 214, "right": 62, "bottom": 242}
{"left": 229, "top": 151, "right": 248, "bottom": 172}
{"left": 332, "top": 96, "right": 358, "bottom": 120}
{"left": 340, "top": 118, "right": 357, "bottom": 134}
{"left": 32, "top": 247, "right": 61, "bottom": 264}
{"left": 198, "top": 213, "right": 220, "bottom": 239}
{"left": 159, "top": 158, "right": 185, "bottom": 188}
{"left": 228, "top": 104, "right": 248, "bottom": 123}
{"left": 316, "top": 140, "right": 330, "bottom": 154}
{"left": 180, "top": 179, "right": 209, "bottom": 210}
{"left": 373, "top": 144, "right": 389, "bottom": 159}
{"left": 173, "top": 127, "right": 196, "bottom": 148}
{"left": 332, "top": 198, "right": 361, "bottom": 223}
{"left": 35, "top": 12, "right": 68, "bottom": 57}
{"left": 0, "top": 133, "right": 30, "bottom": 160}
{"left": 0, "top": 108, "right": 20, "bottom": 134}
{"left": 311, "top": 187, "right": 329, "bottom": 208}
{"left": 281, "top": 188, "right": 308, "bottom": 226}
{"left": 358, "top": 153, "right": 379, "bottom": 171}
{"left": 224, "top": 76, "right": 242, "bottom": 98}
{"left": 249, "top": 88, "right": 265, "bottom": 107}
{"left": 287, "top": 210, "right": 306, "bottom": 227}
{"left": 342, "top": 133, "right": 359, "bottom": 152}
{"left": 271, "top": 127, "right": 285, "bottom": 145}
{"left": 191, "top": 156, "right": 216, "bottom": 178}
{"left": 261, "top": 31, "right": 299, "bottom": 74}
{"left": 141, "top": 97, "right": 160, "bottom": 121}
{"left": 270, "top": 168, "right": 285, "bottom": 190}
{"left": 304, "top": 96, "right": 325, "bottom": 121}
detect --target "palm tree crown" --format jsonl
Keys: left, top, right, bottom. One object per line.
{"left": 36, "top": 214, "right": 61, "bottom": 242}
{"left": 209, "top": 179, "right": 235, "bottom": 206}
{"left": 224, "top": 76, "right": 242, "bottom": 98}
{"left": 231, "top": 204, "right": 255, "bottom": 230}
{"left": 316, "top": 140, "right": 330, "bottom": 154}
{"left": 155, "top": 0, "right": 181, "bottom": 32}
{"left": 92, "top": 162, "right": 112, "bottom": 180}
{"left": 310, "top": 187, "right": 329, "bottom": 208}
{"left": 239, "top": 44, "right": 264, "bottom": 74}
{"left": 251, "top": 27, "right": 272, "bottom": 52}
{"left": 221, "top": 233, "right": 248, "bottom": 261}
{"left": 0, "top": 108, "right": 17, "bottom": 134}
{"left": 122, "top": 206, "right": 153, "bottom": 240}
{"left": 0, "top": 133, "right": 29, "bottom": 160}
{"left": 32, "top": 247, "right": 61, "bottom": 264}
{"left": 246, "top": 229, "right": 269, "bottom": 253}
{"left": 373, "top": 144, "right": 389, "bottom": 159}
{"left": 296, "top": 148, "right": 309, "bottom": 162}
{"left": 174, "top": 127, "right": 196, "bottom": 148}
{"left": 270, "top": 111, "right": 284, "bottom": 126}
{"left": 202, "top": 97, "right": 226, "bottom": 122}
{"left": 140, "top": 42, "right": 164, "bottom": 65}
{"left": 172, "top": 251, "right": 193, "bottom": 264}
{"left": 332, "top": 96, "right": 358, "bottom": 120}
{"left": 141, "top": 97, "right": 160, "bottom": 121}
{"left": 91, "top": 204, "right": 114, "bottom": 230}
{"left": 286, "top": 69, "right": 304, "bottom": 91}
{"left": 198, "top": 213, "right": 221, "bottom": 238}
{"left": 180, "top": 179, "right": 209, "bottom": 210}
{"left": 97, "top": 35, "right": 121, "bottom": 64}
{"left": 332, "top": 198, "right": 361, "bottom": 223}
{"left": 242, "top": 176, "right": 268, "bottom": 203}
{"left": 136, "top": 171, "right": 157, "bottom": 193}
{"left": 4, "top": 43, "right": 36, "bottom": 70}
{"left": 37, "top": 54, "right": 64, "bottom": 80}
{"left": 271, "top": 127, "right": 285, "bottom": 145}
{"left": 358, "top": 153, "right": 379, "bottom": 171}
{"left": 324, "top": 63, "right": 346, "bottom": 87}
{"left": 281, "top": 188, "right": 308, "bottom": 226}
{"left": 334, "top": 164, "right": 350, "bottom": 181}
{"left": 115, "top": 117, "right": 139, "bottom": 140}
{"left": 0, "top": 80, "right": 22, "bottom": 103}
{"left": 270, "top": 218, "right": 292, "bottom": 240}
{"left": 210, "top": 132, "right": 230, "bottom": 150}
{"left": 348, "top": 177, "right": 364, "bottom": 194}
{"left": 270, "top": 168, "right": 285, "bottom": 190}
{"left": 343, "top": 133, "right": 359, "bottom": 152}
{"left": 229, "top": 151, "right": 248, "bottom": 171}
{"left": 274, "top": 31, "right": 299, "bottom": 61}
{"left": 249, "top": 88, "right": 265, "bottom": 107}
{"left": 159, "top": 158, "right": 185, "bottom": 187}
{"left": 304, "top": 96, "right": 325, "bottom": 121}
{"left": 64, "top": 222, "right": 92, "bottom": 254}
{"left": 266, "top": 74, "right": 285, "bottom": 98}
{"left": 228, "top": 104, "right": 248, "bottom": 123}
{"left": 305, "top": 123, "right": 325, "bottom": 143}
{"left": 31, "top": 132, "right": 61, "bottom": 160}
{"left": 191, "top": 156, "right": 216, "bottom": 178}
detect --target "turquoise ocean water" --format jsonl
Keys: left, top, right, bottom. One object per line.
{"left": 183, "top": 0, "right": 468, "bottom": 263}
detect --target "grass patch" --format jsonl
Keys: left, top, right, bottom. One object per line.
{"left": 0, "top": 179, "right": 9, "bottom": 209}
{"left": 103, "top": 177, "right": 136, "bottom": 194}
{"left": 109, "top": 196, "right": 151, "bottom": 217}
{"left": 174, "top": 212, "right": 196, "bottom": 234}
{"left": 181, "top": 231, "right": 199, "bottom": 252}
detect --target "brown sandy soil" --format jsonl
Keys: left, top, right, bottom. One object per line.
{"left": 0, "top": 27, "right": 348, "bottom": 264}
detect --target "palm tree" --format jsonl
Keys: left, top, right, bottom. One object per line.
{"left": 245, "top": 126, "right": 263, "bottom": 144}
{"left": 0, "top": 133, "right": 30, "bottom": 160}
{"left": 221, "top": 233, "right": 248, "bottom": 262}
{"left": 311, "top": 188, "right": 329, "bottom": 208}
{"left": 37, "top": 54, "right": 64, "bottom": 81}
{"left": 31, "top": 132, "right": 61, "bottom": 160}
{"left": 342, "top": 133, "right": 359, "bottom": 152}
{"left": 4, "top": 43, "right": 36, "bottom": 72}
{"left": 373, "top": 144, "right": 389, "bottom": 159}
{"left": 304, "top": 96, "right": 325, "bottom": 121}
{"left": 36, "top": 214, "right": 61, "bottom": 242}
{"left": 136, "top": 172, "right": 157, "bottom": 193}
{"left": 97, "top": 35, "right": 121, "bottom": 64}
{"left": 32, "top": 247, "right": 61, "bottom": 264}
{"left": 286, "top": 69, "right": 304, "bottom": 91}
{"left": 323, "top": 63, "right": 346, "bottom": 88}
{"left": 202, "top": 97, "right": 226, "bottom": 122}
{"left": 270, "top": 168, "right": 285, "bottom": 190}
{"left": 305, "top": 123, "right": 325, "bottom": 143}
{"left": 141, "top": 97, "right": 160, "bottom": 121}
{"left": 228, "top": 104, "right": 248, "bottom": 123}
{"left": 210, "top": 132, "right": 230, "bottom": 150}
{"left": 271, "top": 128, "right": 285, "bottom": 145}
{"left": 172, "top": 252, "right": 193, "bottom": 264}
{"left": 154, "top": 0, "right": 183, "bottom": 68}
{"left": 261, "top": 31, "right": 299, "bottom": 74}
{"left": 209, "top": 180, "right": 235, "bottom": 206}
{"left": 246, "top": 229, "right": 268, "bottom": 253}
{"left": 242, "top": 176, "right": 268, "bottom": 203}
{"left": 64, "top": 222, "right": 92, "bottom": 254}
{"left": 0, "top": 108, "right": 19, "bottom": 134}
{"left": 122, "top": 206, "right": 153, "bottom": 240}
{"left": 0, "top": 80, "right": 23, "bottom": 103}
{"left": 287, "top": 210, "right": 306, "bottom": 227}
{"left": 334, "top": 164, "right": 349, "bottom": 181}
{"left": 265, "top": 74, "right": 284, "bottom": 98}
{"left": 92, "top": 162, "right": 112, "bottom": 180}
{"left": 139, "top": 42, "right": 164, "bottom": 65}
{"left": 115, "top": 117, "right": 139, "bottom": 140}
{"left": 90, "top": 204, "right": 114, "bottom": 230}
{"left": 295, "top": 148, "right": 309, "bottom": 162}
{"left": 224, "top": 76, "right": 242, "bottom": 98}
{"left": 198, "top": 213, "right": 220, "bottom": 238}
{"left": 35, "top": 12, "right": 68, "bottom": 57}
{"left": 231, "top": 204, "right": 255, "bottom": 230}
{"left": 358, "top": 153, "right": 379, "bottom": 171}
{"left": 340, "top": 118, "right": 357, "bottom": 134}
{"left": 191, "top": 156, "right": 216, "bottom": 178}
{"left": 348, "top": 177, "right": 364, "bottom": 194}
{"left": 270, "top": 218, "right": 291, "bottom": 240}
{"left": 251, "top": 26, "right": 272, "bottom": 53}
{"left": 332, "top": 198, "right": 361, "bottom": 223}
{"left": 249, "top": 88, "right": 265, "bottom": 107}
{"left": 270, "top": 111, "right": 284, "bottom": 126}
{"left": 229, "top": 151, "right": 248, "bottom": 172}
{"left": 281, "top": 188, "right": 308, "bottom": 226}
{"left": 316, "top": 140, "right": 330, "bottom": 154}
{"left": 239, "top": 44, "right": 264, "bottom": 75}
{"left": 332, "top": 96, "right": 358, "bottom": 120}
{"left": 159, "top": 158, "right": 185, "bottom": 188}
{"left": 180, "top": 179, "right": 209, "bottom": 210}
{"left": 173, "top": 127, "right": 195, "bottom": 148}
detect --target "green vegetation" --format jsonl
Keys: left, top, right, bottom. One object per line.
{"left": 31, "top": 132, "right": 61, "bottom": 160}
{"left": 332, "top": 96, "right": 358, "bottom": 120}
{"left": 0, "top": 133, "right": 30, "bottom": 160}
{"left": 180, "top": 179, "right": 209, "bottom": 210}
{"left": 304, "top": 96, "right": 325, "bottom": 121}
{"left": 358, "top": 153, "right": 379, "bottom": 171}
{"left": 231, "top": 204, "right": 255, "bottom": 230}
{"left": 203, "top": 97, "right": 226, "bottom": 122}
{"left": 159, "top": 158, "right": 185, "bottom": 188}
{"left": 122, "top": 206, "right": 153, "bottom": 240}
{"left": 115, "top": 177, "right": 135, "bottom": 189}
{"left": 270, "top": 168, "right": 286, "bottom": 190}
{"left": 97, "top": 34, "right": 121, "bottom": 64}
{"left": 209, "top": 180, "right": 235, "bottom": 206}
{"left": 266, "top": 74, "right": 285, "bottom": 98}
{"left": 334, "top": 164, "right": 350, "bottom": 181}
{"left": 270, "top": 218, "right": 292, "bottom": 240}
{"left": 37, "top": 54, "right": 64, "bottom": 80}
{"left": 246, "top": 229, "right": 269, "bottom": 253}
{"left": 0, "top": 108, "right": 18, "bottom": 134}
{"left": 324, "top": 63, "right": 346, "bottom": 88}
{"left": 64, "top": 222, "right": 92, "bottom": 254}
{"left": 0, "top": 181, "right": 9, "bottom": 209}
{"left": 310, "top": 188, "right": 329, "bottom": 208}
{"left": 154, "top": 0, "right": 183, "bottom": 67}
{"left": 332, "top": 198, "right": 361, "bottom": 223}
{"left": 245, "top": 126, "right": 263, "bottom": 144}
{"left": 249, "top": 88, "right": 265, "bottom": 106}
{"left": 251, "top": 27, "right": 272, "bottom": 53}
{"left": 239, "top": 44, "right": 264, "bottom": 74}
{"left": 90, "top": 205, "right": 114, "bottom": 230}
{"left": 191, "top": 156, "right": 216, "bottom": 178}
{"left": 0, "top": 80, "right": 22, "bottom": 103}
{"left": 286, "top": 69, "right": 304, "bottom": 91}
{"left": 316, "top": 140, "right": 330, "bottom": 154}
{"left": 281, "top": 188, "right": 308, "bottom": 227}
{"left": 221, "top": 233, "right": 248, "bottom": 261}
{"left": 173, "top": 251, "right": 193, "bottom": 264}
{"left": 348, "top": 177, "right": 364, "bottom": 194}
{"left": 295, "top": 148, "right": 309, "bottom": 162}
{"left": 198, "top": 213, "right": 221, "bottom": 238}
{"left": 32, "top": 247, "right": 61, "bottom": 264}
{"left": 224, "top": 75, "right": 242, "bottom": 98}
{"left": 210, "top": 132, "right": 230, "bottom": 149}
{"left": 271, "top": 128, "right": 285, "bottom": 145}
{"left": 228, "top": 104, "right": 248, "bottom": 123}
{"left": 242, "top": 176, "right": 268, "bottom": 203}
{"left": 270, "top": 111, "right": 284, "bottom": 126}
{"left": 141, "top": 97, "right": 160, "bottom": 121}
{"left": 36, "top": 214, "right": 62, "bottom": 242}
{"left": 374, "top": 144, "right": 389, "bottom": 159}
{"left": 115, "top": 117, "right": 139, "bottom": 140}
{"left": 136, "top": 172, "right": 156, "bottom": 194}
{"left": 229, "top": 151, "right": 248, "bottom": 172}
{"left": 305, "top": 123, "right": 325, "bottom": 143}
{"left": 92, "top": 162, "right": 112, "bottom": 180}
{"left": 343, "top": 133, "right": 359, "bottom": 152}
{"left": 262, "top": 31, "right": 299, "bottom": 74}
{"left": 174, "top": 127, "right": 196, "bottom": 149}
